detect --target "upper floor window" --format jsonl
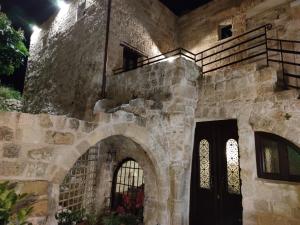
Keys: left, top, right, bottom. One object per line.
{"left": 255, "top": 132, "right": 300, "bottom": 182}
{"left": 121, "top": 43, "right": 146, "bottom": 71}
{"left": 77, "top": 0, "right": 86, "bottom": 20}
{"left": 219, "top": 24, "right": 233, "bottom": 40}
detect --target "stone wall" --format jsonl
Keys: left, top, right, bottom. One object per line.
{"left": 196, "top": 63, "right": 300, "bottom": 225}
{"left": 178, "top": 0, "right": 300, "bottom": 53}
{"left": 23, "top": 0, "right": 178, "bottom": 120}
{"left": 23, "top": 0, "right": 300, "bottom": 120}
{"left": 107, "top": 58, "right": 198, "bottom": 105}
{"left": 1, "top": 59, "right": 200, "bottom": 225}
{"left": 23, "top": 0, "right": 107, "bottom": 120}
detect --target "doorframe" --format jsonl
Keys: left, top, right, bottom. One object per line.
{"left": 189, "top": 118, "right": 243, "bottom": 225}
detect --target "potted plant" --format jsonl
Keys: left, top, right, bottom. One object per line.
{"left": 102, "top": 190, "right": 144, "bottom": 225}
{"left": 55, "top": 208, "right": 97, "bottom": 225}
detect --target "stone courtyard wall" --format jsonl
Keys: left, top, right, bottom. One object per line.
{"left": 23, "top": 0, "right": 178, "bottom": 120}
{"left": 1, "top": 59, "right": 200, "bottom": 225}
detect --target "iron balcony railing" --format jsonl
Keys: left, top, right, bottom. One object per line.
{"left": 113, "top": 48, "right": 196, "bottom": 74}
{"left": 267, "top": 38, "right": 300, "bottom": 89}
{"left": 113, "top": 24, "right": 300, "bottom": 90}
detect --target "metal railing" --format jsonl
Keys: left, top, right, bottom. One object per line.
{"left": 113, "top": 48, "right": 196, "bottom": 74}
{"left": 267, "top": 38, "right": 300, "bottom": 89}
{"left": 195, "top": 24, "right": 272, "bottom": 74}
{"left": 113, "top": 24, "right": 300, "bottom": 90}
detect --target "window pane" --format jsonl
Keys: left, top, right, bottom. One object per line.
{"left": 288, "top": 146, "right": 300, "bottom": 175}
{"left": 262, "top": 139, "right": 280, "bottom": 174}
{"left": 226, "top": 139, "right": 240, "bottom": 194}
{"left": 199, "top": 139, "right": 210, "bottom": 189}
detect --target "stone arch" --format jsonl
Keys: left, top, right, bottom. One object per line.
{"left": 50, "top": 121, "right": 170, "bottom": 225}
{"left": 51, "top": 122, "right": 167, "bottom": 185}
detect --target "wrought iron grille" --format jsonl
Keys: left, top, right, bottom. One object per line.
{"left": 111, "top": 159, "right": 144, "bottom": 215}
{"left": 59, "top": 147, "right": 100, "bottom": 212}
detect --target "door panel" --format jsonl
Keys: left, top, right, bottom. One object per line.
{"left": 190, "top": 120, "right": 243, "bottom": 225}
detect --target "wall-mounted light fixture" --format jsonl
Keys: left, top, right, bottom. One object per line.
{"left": 31, "top": 25, "right": 41, "bottom": 33}
{"left": 56, "top": 0, "right": 69, "bottom": 10}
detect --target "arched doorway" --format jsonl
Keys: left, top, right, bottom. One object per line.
{"left": 55, "top": 135, "right": 161, "bottom": 225}
{"left": 111, "top": 159, "right": 144, "bottom": 220}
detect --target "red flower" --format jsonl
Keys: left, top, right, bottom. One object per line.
{"left": 116, "top": 206, "right": 125, "bottom": 214}
{"left": 123, "top": 193, "right": 131, "bottom": 208}
{"left": 135, "top": 191, "right": 144, "bottom": 209}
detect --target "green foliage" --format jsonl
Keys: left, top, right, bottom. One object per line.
{"left": 102, "top": 213, "right": 140, "bottom": 225}
{"left": 0, "top": 86, "right": 22, "bottom": 100}
{"left": 0, "top": 12, "right": 29, "bottom": 77}
{"left": 0, "top": 181, "right": 36, "bottom": 225}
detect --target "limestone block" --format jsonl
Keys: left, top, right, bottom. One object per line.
{"left": 31, "top": 200, "right": 49, "bottom": 217}
{"left": 93, "top": 99, "right": 117, "bottom": 113}
{"left": 38, "top": 114, "right": 53, "bottom": 128}
{"left": 76, "top": 140, "right": 91, "bottom": 155}
{"left": 0, "top": 161, "right": 25, "bottom": 176}
{"left": 45, "top": 131, "right": 75, "bottom": 145}
{"left": 82, "top": 121, "right": 98, "bottom": 133}
{"left": 0, "top": 126, "right": 14, "bottom": 141}
{"left": 2, "top": 143, "right": 21, "bottom": 158}
{"left": 27, "top": 147, "right": 54, "bottom": 161}
{"left": 68, "top": 118, "right": 80, "bottom": 130}
{"left": 20, "top": 181, "right": 49, "bottom": 196}
{"left": 26, "top": 162, "right": 48, "bottom": 178}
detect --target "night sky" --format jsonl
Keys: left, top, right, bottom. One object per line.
{"left": 0, "top": 0, "right": 211, "bottom": 92}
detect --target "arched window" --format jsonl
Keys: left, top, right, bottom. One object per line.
{"left": 255, "top": 132, "right": 300, "bottom": 182}
{"left": 111, "top": 159, "right": 144, "bottom": 217}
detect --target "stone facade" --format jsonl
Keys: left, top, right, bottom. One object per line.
{"left": 23, "top": 0, "right": 177, "bottom": 120}
{"left": 1, "top": 59, "right": 200, "bottom": 225}
{"left": 2, "top": 57, "right": 300, "bottom": 224}
{"left": 3, "top": 0, "right": 300, "bottom": 225}
{"left": 179, "top": 0, "right": 300, "bottom": 52}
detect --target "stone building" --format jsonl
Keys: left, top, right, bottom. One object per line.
{"left": 1, "top": 0, "right": 300, "bottom": 225}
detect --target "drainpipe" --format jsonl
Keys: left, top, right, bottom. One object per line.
{"left": 101, "top": 0, "right": 112, "bottom": 98}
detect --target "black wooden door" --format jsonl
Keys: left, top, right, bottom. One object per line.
{"left": 190, "top": 120, "right": 242, "bottom": 225}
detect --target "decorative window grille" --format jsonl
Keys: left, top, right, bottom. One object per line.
{"left": 199, "top": 139, "right": 211, "bottom": 189}
{"left": 111, "top": 159, "right": 144, "bottom": 216}
{"left": 226, "top": 139, "right": 241, "bottom": 194}
{"left": 59, "top": 147, "right": 100, "bottom": 212}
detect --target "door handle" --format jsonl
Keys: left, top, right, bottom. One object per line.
{"left": 217, "top": 194, "right": 220, "bottom": 200}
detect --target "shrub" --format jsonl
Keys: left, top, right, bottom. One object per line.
{"left": 0, "top": 181, "right": 36, "bottom": 225}
{"left": 0, "top": 86, "right": 22, "bottom": 100}
{"left": 0, "top": 12, "right": 29, "bottom": 77}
